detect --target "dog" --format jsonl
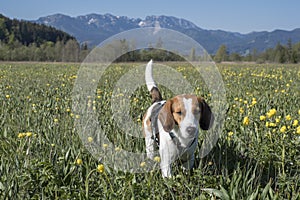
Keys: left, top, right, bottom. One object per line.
{"left": 142, "top": 60, "right": 214, "bottom": 177}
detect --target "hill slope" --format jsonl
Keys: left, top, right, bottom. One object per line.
{"left": 0, "top": 14, "right": 75, "bottom": 46}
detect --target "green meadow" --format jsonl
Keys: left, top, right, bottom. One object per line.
{"left": 0, "top": 62, "right": 299, "bottom": 199}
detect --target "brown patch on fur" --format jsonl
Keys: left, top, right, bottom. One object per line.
{"left": 158, "top": 99, "right": 175, "bottom": 132}
{"left": 142, "top": 113, "right": 152, "bottom": 137}
{"left": 150, "top": 87, "right": 162, "bottom": 104}
{"left": 171, "top": 96, "right": 185, "bottom": 126}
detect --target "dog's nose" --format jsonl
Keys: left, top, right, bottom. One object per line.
{"left": 186, "top": 126, "right": 196, "bottom": 134}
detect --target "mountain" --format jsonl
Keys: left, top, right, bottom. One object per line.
{"left": 34, "top": 13, "right": 300, "bottom": 54}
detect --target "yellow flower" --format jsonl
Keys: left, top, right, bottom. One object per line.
{"left": 285, "top": 115, "right": 292, "bottom": 121}
{"left": 228, "top": 131, "right": 234, "bottom": 137}
{"left": 298, "top": 110, "right": 300, "bottom": 115}
{"left": 54, "top": 118, "right": 59, "bottom": 123}
{"left": 103, "top": 143, "right": 108, "bottom": 148}
{"left": 265, "top": 122, "right": 269, "bottom": 128}
{"left": 296, "top": 126, "right": 300, "bottom": 134}
{"left": 5, "top": 94, "right": 10, "bottom": 99}
{"left": 275, "top": 118, "right": 281, "bottom": 123}
{"left": 18, "top": 133, "right": 26, "bottom": 138}
{"left": 239, "top": 108, "right": 244, "bottom": 114}
{"left": 251, "top": 100, "right": 257, "bottom": 106}
{"left": 243, "top": 116, "right": 250, "bottom": 126}
{"left": 154, "top": 156, "right": 161, "bottom": 163}
{"left": 115, "top": 147, "right": 121, "bottom": 152}
{"left": 26, "top": 132, "right": 33, "bottom": 137}
{"left": 260, "top": 115, "right": 266, "bottom": 121}
{"left": 97, "top": 164, "right": 104, "bottom": 173}
{"left": 140, "top": 162, "right": 146, "bottom": 168}
{"left": 266, "top": 108, "right": 276, "bottom": 118}
{"left": 292, "top": 120, "right": 299, "bottom": 127}
{"left": 76, "top": 158, "right": 83, "bottom": 165}
{"left": 87, "top": 137, "right": 93, "bottom": 143}
{"left": 280, "top": 126, "right": 287, "bottom": 133}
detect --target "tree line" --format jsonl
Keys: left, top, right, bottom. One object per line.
{"left": 214, "top": 39, "right": 300, "bottom": 63}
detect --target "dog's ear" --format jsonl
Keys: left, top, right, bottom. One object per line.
{"left": 198, "top": 97, "right": 214, "bottom": 130}
{"left": 159, "top": 100, "right": 175, "bottom": 132}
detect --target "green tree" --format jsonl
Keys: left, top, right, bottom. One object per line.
{"left": 214, "top": 44, "right": 228, "bottom": 63}
{"left": 274, "top": 43, "right": 286, "bottom": 63}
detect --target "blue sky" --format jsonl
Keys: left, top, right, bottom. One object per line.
{"left": 0, "top": 0, "right": 299, "bottom": 34}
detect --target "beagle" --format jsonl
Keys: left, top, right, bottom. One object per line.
{"left": 143, "top": 60, "right": 214, "bottom": 177}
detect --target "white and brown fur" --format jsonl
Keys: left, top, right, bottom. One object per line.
{"left": 143, "top": 60, "right": 214, "bottom": 177}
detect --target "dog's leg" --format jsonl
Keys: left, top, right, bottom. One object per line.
{"left": 160, "top": 149, "right": 172, "bottom": 178}
{"left": 159, "top": 133, "right": 179, "bottom": 178}
{"left": 145, "top": 129, "right": 155, "bottom": 160}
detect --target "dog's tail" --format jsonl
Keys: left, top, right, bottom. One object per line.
{"left": 145, "top": 60, "right": 162, "bottom": 104}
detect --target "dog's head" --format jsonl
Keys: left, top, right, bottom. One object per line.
{"left": 158, "top": 95, "right": 214, "bottom": 138}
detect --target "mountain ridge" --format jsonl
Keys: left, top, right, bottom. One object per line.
{"left": 34, "top": 13, "right": 300, "bottom": 54}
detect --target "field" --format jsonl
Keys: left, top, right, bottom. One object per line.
{"left": 0, "top": 62, "right": 299, "bottom": 199}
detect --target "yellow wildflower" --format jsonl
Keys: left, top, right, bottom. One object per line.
{"left": 280, "top": 126, "right": 287, "bottom": 133}
{"left": 103, "top": 144, "right": 108, "bottom": 148}
{"left": 265, "top": 122, "right": 269, "bottom": 128}
{"left": 154, "top": 156, "right": 161, "bottom": 163}
{"left": 140, "top": 162, "right": 146, "bottom": 168}
{"left": 292, "top": 120, "right": 298, "bottom": 127}
{"left": 76, "top": 158, "right": 83, "bottom": 165}
{"left": 87, "top": 137, "right": 93, "bottom": 143}
{"left": 275, "top": 118, "right": 281, "bottom": 123}
{"left": 240, "top": 108, "right": 244, "bottom": 114}
{"left": 260, "top": 115, "right": 266, "bottom": 121}
{"left": 18, "top": 133, "right": 26, "bottom": 138}
{"left": 97, "top": 164, "right": 104, "bottom": 173}
{"left": 243, "top": 116, "right": 250, "bottom": 126}
{"left": 285, "top": 115, "right": 292, "bottom": 121}
{"left": 228, "top": 131, "right": 234, "bottom": 137}
{"left": 54, "top": 118, "right": 59, "bottom": 123}
{"left": 26, "top": 132, "right": 33, "bottom": 137}
{"left": 266, "top": 108, "right": 276, "bottom": 118}
{"left": 296, "top": 126, "right": 300, "bottom": 134}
